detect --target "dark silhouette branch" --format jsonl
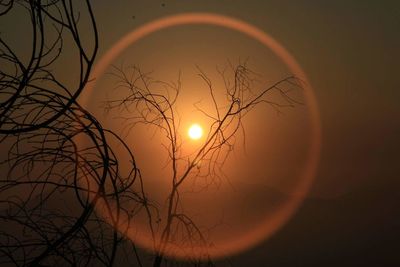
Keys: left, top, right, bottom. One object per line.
{"left": 105, "top": 60, "right": 303, "bottom": 266}
{"left": 0, "top": 1, "right": 151, "bottom": 266}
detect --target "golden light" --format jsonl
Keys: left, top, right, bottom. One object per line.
{"left": 188, "top": 123, "right": 203, "bottom": 140}
{"left": 84, "top": 12, "right": 321, "bottom": 261}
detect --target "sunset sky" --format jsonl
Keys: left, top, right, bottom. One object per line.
{"left": 91, "top": 2, "right": 400, "bottom": 265}
{"left": 92, "top": 0, "right": 399, "bottom": 196}
{"left": 2, "top": 1, "right": 400, "bottom": 266}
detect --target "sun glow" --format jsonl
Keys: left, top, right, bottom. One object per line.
{"left": 188, "top": 123, "right": 203, "bottom": 140}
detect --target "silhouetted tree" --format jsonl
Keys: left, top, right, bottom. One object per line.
{"left": 105, "top": 62, "right": 302, "bottom": 267}
{"left": 0, "top": 1, "right": 303, "bottom": 266}
{"left": 0, "top": 1, "right": 149, "bottom": 266}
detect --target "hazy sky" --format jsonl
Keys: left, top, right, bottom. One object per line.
{"left": 91, "top": 0, "right": 399, "bottom": 194}
{"left": 90, "top": 1, "right": 400, "bottom": 265}
{"left": 3, "top": 1, "right": 399, "bottom": 266}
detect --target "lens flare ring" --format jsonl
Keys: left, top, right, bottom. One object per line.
{"left": 80, "top": 12, "right": 321, "bottom": 260}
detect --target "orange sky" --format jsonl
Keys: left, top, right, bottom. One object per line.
{"left": 89, "top": 2, "right": 400, "bottom": 264}
{"left": 1, "top": 1, "right": 399, "bottom": 265}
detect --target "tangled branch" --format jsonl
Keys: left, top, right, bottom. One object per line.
{"left": 105, "top": 61, "right": 304, "bottom": 266}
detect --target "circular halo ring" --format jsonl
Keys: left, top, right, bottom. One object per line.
{"left": 80, "top": 12, "right": 321, "bottom": 260}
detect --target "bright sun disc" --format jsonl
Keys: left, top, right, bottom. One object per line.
{"left": 188, "top": 124, "right": 203, "bottom": 140}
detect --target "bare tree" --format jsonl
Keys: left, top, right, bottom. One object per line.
{"left": 0, "top": 1, "right": 304, "bottom": 266}
{"left": 0, "top": 1, "right": 150, "bottom": 266}
{"left": 105, "top": 61, "right": 303, "bottom": 267}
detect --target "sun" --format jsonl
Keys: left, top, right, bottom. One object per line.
{"left": 188, "top": 123, "right": 203, "bottom": 140}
